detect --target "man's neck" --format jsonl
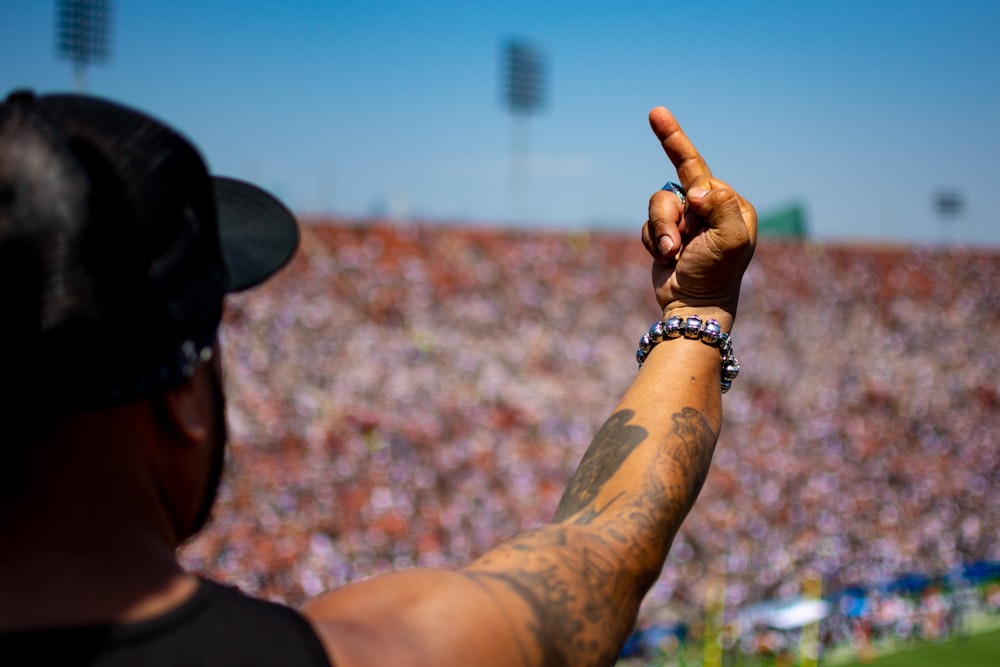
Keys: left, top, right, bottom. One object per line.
{"left": 0, "top": 511, "right": 198, "bottom": 632}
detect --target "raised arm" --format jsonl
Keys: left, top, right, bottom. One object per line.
{"left": 301, "top": 107, "right": 757, "bottom": 667}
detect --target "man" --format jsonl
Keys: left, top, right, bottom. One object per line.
{"left": 0, "top": 90, "right": 756, "bottom": 665}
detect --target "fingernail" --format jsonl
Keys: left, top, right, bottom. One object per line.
{"left": 688, "top": 188, "right": 709, "bottom": 200}
{"left": 659, "top": 236, "right": 674, "bottom": 256}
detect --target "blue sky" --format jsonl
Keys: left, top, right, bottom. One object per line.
{"left": 3, "top": 1, "right": 999, "bottom": 246}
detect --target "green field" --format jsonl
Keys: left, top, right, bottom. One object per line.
{"left": 617, "top": 624, "right": 1000, "bottom": 667}
{"left": 833, "top": 628, "right": 1000, "bottom": 667}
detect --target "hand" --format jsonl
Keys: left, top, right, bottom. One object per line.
{"left": 641, "top": 107, "right": 757, "bottom": 328}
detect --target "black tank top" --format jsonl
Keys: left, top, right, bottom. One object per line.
{"left": 0, "top": 578, "right": 333, "bottom": 666}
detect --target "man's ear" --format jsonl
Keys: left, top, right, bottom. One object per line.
{"left": 156, "top": 367, "right": 213, "bottom": 445}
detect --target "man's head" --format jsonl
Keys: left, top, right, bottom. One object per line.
{"left": 0, "top": 90, "right": 298, "bottom": 525}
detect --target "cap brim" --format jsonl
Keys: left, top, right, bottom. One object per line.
{"left": 212, "top": 177, "right": 299, "bottom": 292}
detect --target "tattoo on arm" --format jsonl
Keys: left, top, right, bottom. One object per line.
{"left": 469, "top": 528, "right": 629, "bottom": 667}
{"left": 668, "top": 407, "right": 715, "bottom": 506}
{"left": 472, "top": 406, "right": 718, "bottom": 666}
{"left": 552, "top": 410, "right": 646, "bottom": 521}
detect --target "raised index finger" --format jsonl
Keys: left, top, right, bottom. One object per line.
{"left": 649, "top": 106, "right": 711, "bottom": 187}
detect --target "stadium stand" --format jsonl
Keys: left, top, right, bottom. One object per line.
{"left": 177, "top": 221, "right": 1000, "bottom": 658}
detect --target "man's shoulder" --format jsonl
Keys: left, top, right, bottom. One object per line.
{"left": 0, "top": 578, "right": 333, "bottom": 666}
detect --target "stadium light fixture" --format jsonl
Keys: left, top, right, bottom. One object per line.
{"left": 500, "top": 38, "right": 547, "bottom": 223}
{"left": 56, "top": 0, "right": 112, "bottom": 92}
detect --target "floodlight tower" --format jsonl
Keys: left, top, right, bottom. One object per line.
{"left": 934, "top": 189, "right": 966, "bottom": 245}
{"left": 56, "top": 0, "right": 112, "bottom": 92}
{"left": 501, "top": 38, "right": 546, "bottom": 223}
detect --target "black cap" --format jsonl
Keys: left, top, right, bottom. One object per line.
{"left": 0, "top": 90, "right": 299, "bottom": 408}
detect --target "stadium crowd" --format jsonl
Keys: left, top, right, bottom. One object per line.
{"left": 178, "top": 221, "right": 1000, "bottom": 633}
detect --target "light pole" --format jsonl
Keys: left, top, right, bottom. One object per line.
{"left": 501, "top": 38, "right": 546, "bottom": 223}
{"left": 56, "top": 0, "right": 112, "bottom": 93}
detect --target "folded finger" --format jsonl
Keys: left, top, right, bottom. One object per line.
{"left": 687, "top": 186, "right": 757, "bottom": 249}
{"left": 645, "top": 189, "right": 685, "bottom": 260}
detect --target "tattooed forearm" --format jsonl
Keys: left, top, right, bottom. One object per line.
{"left": 552, "top": 410, "right": 647, "bottom": 521}
{"left": 470, "top": 406, "right": 718, "bottom": 666}
{"left": 470, "top": 527, "right": 637, "bottom": 667}
{"left": 668, "top": 407, "right": 716, "bottom": 506}
{"left": 479, "top": 406, "right": 716, "bottom": 664}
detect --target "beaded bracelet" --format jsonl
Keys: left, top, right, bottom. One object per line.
{"left": 636, "top": 315, "right": 740, "bottom": 393}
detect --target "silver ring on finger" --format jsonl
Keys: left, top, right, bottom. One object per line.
{"left": 661, "top": 181, "right": 687, "bottom": 211}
